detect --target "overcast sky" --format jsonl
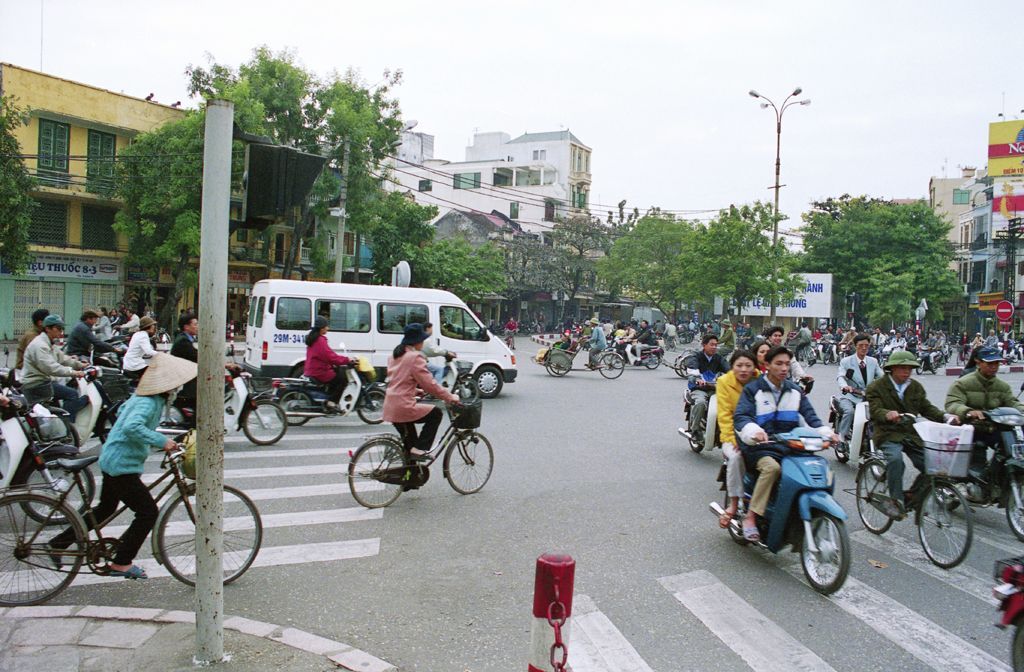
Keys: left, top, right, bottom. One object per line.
{"left": 1, "top": 1, "right": 1016, "bottom": 230}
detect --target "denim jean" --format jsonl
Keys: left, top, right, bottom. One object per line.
{"left": 880, "top": 440, "right": 925, "bottom": 501}
{"left": 23, "top": 381, "right": 88, "bottom": 423}
{"left": 427, "top": 361, "right": 445, "bottom": 384}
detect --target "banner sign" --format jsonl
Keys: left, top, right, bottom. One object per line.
{"left": 992, "top": 179, "right": 1024, "bottom": 234}
{"left": 989, "top": 121, "right": 1024, "bottom": 178}
{"left": 715, "top": 273, "right": 833, "bottom": 318}
{"left": 1, "top": 253, "right": 120, "bottom": 281}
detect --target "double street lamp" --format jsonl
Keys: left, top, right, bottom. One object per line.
{"left": 749, "top": 87, "right": 811, "bottom": 321}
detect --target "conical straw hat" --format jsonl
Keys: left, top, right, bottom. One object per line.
{"left": 135, "top": 353, "right": 198, "bottom": 396}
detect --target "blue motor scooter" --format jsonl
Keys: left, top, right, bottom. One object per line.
{"left": 710, "top": 427, "right": 851, "bottom": 594}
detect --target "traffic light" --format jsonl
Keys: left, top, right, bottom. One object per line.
{"left": 233, "top": 143, "right": 327, "bottom": 230}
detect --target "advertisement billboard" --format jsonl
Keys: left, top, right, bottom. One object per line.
{"left": 988, "top": 120, "right": 1024, "bottom": 178}
{"left": 714, "top": 273, "right": 833, "bottom": 318}
{"left": 992, "top": 179, "right": 1024, "bottom": 234}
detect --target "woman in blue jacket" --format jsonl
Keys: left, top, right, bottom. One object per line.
{"left": 49, "top": 353, "right": 197, "bottom": 579}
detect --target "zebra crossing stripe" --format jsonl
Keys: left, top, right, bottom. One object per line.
{"left": 780, "top": 565, "right": 1010, "bottom": 672}
{"left": 851, "top": 530, "right": 996, "bottom": 604}
{"left": 56, "top": 539, "right": 381, "bottom": 588}
{"left": 243, "top": 482, "right": 382, "bottom": 501}
{"left": 142, "top": 463, "right": 346, "bottom": 484}
{"left": 224, "top": 431, "right": 371, "bottom": 444}
{"left": 972, "top": 527, "right": 1024, "bottom": 555}
{"left": 105, "top": 506, "right": 382, "bottom": 538}
{"left": 567, "top": 595, "right": 654, "bottom": 672}
{"left": 660, "top": 570, "right": 836, "bottom": 672}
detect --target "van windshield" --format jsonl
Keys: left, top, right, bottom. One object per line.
{"left": 439, "top": 306, "right": 486, "bottom": 341}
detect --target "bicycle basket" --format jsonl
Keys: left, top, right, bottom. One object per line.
{"left": 450, "top": 399, "right": 482, "bottom": 429}
{"left": 922, "top": 440, "right": 972, "bottom": 478}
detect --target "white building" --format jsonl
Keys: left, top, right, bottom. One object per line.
{"left": 387, "top": 129, "right": 593, "bottom": 234}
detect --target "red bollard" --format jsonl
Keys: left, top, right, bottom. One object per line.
{"left": 528, "top": 553, "right": 575, "bottom": 672}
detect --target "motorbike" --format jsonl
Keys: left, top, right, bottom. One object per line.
{"left": 273, "top": 362, "right": 386, "bottom": 427}
{"left": 680, "top": 374, "right": 719, "bottom": 453}
{"left": 437, "top": 357, "right": 481, "bottom": 403}
{"left": 159, "top": 370, "right": 288, "bottom": 445}
{"left": 961, "top": 406, "right": 1024, "bottom": 541}
{"left": 994, "top": 557, "right": 1024, "bottom": 670}
{"left": 710, "top": 427, "right": 851, "bottom": 595}
{"left": 615, "top": 339, "right": 664, "bottom": 369}
{"left": 828, "top": 387, "right": 869, "bottom": 465}
{"left": 0, "top": 393, "right": 96, "bottom": 523}
{"left": 917, "top": 347, "right": 945, "bottom": 375}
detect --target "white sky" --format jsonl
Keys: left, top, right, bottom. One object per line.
{"left": 1, "top": 0, "right": 1015, "bottom": 228}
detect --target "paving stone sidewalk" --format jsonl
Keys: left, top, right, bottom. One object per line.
{"left": 0, "top": 605, "right": 396, "bottom": 672}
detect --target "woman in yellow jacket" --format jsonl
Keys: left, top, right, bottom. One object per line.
{"left": 716, "top": 349, "right": 760, "bottom": 527}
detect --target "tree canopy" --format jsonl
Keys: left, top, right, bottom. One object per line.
{"left": 0, "top": 95, "right": 35, "bottom": 274}
{"left": 415, "top": 238, "right": 505, "bottom": 301}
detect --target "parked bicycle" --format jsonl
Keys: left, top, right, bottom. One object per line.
{"left": 347, "top": 400, "right": 493, "bottom": 508}
{"left": 0, "top": 444, "right": 262, "bottom": 606}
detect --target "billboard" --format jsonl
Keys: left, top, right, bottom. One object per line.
{"left": 992, "top": 179, "right": 1024, "bottom": 233}
{"left": 714, "top": 273, "right": 833, "bottom": 318}
{"left": 988, "top": 120, "right": 1024, "bottom": 178}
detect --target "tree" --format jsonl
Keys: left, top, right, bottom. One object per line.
{"left": 415, "top": 238, "right": 505, "bottom": 301}
{"left": 598, "top": 215, "right": 693, "bottom": 318}
{"left": 548, "top": 216, "right": 610, "bottom": 320}
{"left": 0, "top": 95, "right": 36, "bottom": 274}
{"left": 503, "top": 236, "right": 557, "bottom": 319}
{"left": 113, "top": 112, "right": 205, "bottom": 329}
{"left": 801, "top": 196, "right": 960, "bottom": 324}
{"left": 363, "top": 191, "right": 437, "bottom": 283}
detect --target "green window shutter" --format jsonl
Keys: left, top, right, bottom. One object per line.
{"left": 53, "top": 123, "right": 68, "bottom": 170}
{"left": 38, "top": 121, "right": 54, "bottom": 170}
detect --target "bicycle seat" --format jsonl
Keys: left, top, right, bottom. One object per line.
{"left": 55, "top": 455, "right": 99, "bottom": 472}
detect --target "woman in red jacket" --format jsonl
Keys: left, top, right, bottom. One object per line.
{"left": 383, "top": 323, "right": 460, "bottom": 458}
{"left": 304, "top": 316, "right": 352, "bottom": 411}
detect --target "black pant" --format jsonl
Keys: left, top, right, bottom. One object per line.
{"left": 50, "top": 472, "right": 158, "bottom": 565}
{"left": 395, "top": 406, "right": 443, "bottom": 453}
{"left": 314, "top": 367, "right": 347, "bottom": 404}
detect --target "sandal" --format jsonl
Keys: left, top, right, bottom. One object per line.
{"left": 109, "top": 565, "right": 148, "bottom": 580}
{"left": 718, "top": 510, "right": 734, "bottom": 528}
{"left": 742, "top": 523, "right": 760, "bottom": 542}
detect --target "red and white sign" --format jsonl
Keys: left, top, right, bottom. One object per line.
{"left": 995, "top": 300, "right": 1014, "bottom": 321}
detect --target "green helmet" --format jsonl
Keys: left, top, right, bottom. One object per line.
{"left": 883, "top": 350, "right": 920, "bottom": 370}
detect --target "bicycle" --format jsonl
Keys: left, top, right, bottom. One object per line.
{"left": 853, "top": 416, "right": 973, "bottom": 568}
{"left": 347, "top": 401, "right": 493, "bottom": 508}
{"left": 503, "top": 330, "right": 516, "bottom": 350}
{"left": 541, "top": 343, "right": 625, "bottom": 379}
{"left": 0, "top": 445, "right": 262, "bottom": 606}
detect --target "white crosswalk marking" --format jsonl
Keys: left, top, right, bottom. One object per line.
{"left": 243, "top": 482, "right": 381, "bottom": 501}
{"left": 224, "top": 432, "right": 367, "bottom": 444}
{"left": 106, "top": 506, "right": 382, "bottom": 538}
{"left": 660, "top": 570, "right": 836, "bottom": 672}
{"left": 851, "top": 530, "right": 996, "bottom": 604}
{"left": 567, "top": 595, "right": 654, "bottom": 672}
{"left": 780, "top": 565, "right": 1010, "bottom": 672}
{"left": 972, "top": 526, "right": 1024, "bottom": 554}
{"left": 141, "top": 463, "right": 346, "bottom": 484}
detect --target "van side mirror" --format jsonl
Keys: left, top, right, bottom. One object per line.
{"left": 479, "top": 330, "right": 490, "bottom": 342}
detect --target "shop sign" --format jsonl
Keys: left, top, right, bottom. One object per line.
{"left": 228, "top": 270, "right": 251, "bottom": 285}
{"left": 1, "top": 253, "right": 120, "bottom": 281}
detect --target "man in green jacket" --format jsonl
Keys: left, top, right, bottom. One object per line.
{"left": 945, "top": 346, "right": 1024, "bottom": 483}
{"left": 866, "top": 351, "right": 955, "bottom": 510}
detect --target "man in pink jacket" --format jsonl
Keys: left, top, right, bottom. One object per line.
{"left": 383, "top": 323, "right": 460, "bottom": 458}
{"left": 304, "top": 316, "right": 353, "bottom": 411}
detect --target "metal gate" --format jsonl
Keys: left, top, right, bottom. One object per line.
{"left": 13, "top": 280, "right": 65, "bottom": 334}
{"left": 81, "top": 284, "right": 119, "bottom": 314}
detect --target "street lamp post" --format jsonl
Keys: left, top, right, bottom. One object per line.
{"left": 748, "top": 87, "right": 811, "bottom": 322}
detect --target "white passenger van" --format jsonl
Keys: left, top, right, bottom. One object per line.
{"left": 242, "top": 280, "right": 517, "bottom": 398}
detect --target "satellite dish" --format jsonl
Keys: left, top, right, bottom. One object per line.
{"left": 394, "top": 260, "right": 411, "bottom": 287}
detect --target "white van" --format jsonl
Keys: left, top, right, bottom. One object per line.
{"left": 242, "top": 280, "right": 517, "bottom": 398}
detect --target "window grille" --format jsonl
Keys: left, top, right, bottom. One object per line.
{"left": 81, "top": 206, "right": 117, "bottom": 250}
{"left": 29, "top": 200, "right": 68, "bottom": 246}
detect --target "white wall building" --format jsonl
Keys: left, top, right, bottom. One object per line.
{"left": 387, "top": 129, "right": 592, "bottom": 235}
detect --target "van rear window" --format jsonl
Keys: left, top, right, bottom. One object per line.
{"left": 254, "top": 297, "right": 266, "bottom": 328}
{"left": 276, "top": 298, "right": 311, "bottom": 330}
{"left": 378, "top": 303, "right": 428, "bottom": 333}
{"left": 316, "top": 300, "right": 370, "bottom": 332}
{"left": 247, "top": 298, "right": 257, "bottom": 327}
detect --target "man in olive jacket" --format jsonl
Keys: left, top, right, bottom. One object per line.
{"left": 866, "top": 351, "right": 953, "bottom": 509}
{"left": 945, "top": 346, "right": 1024, "bottom": 481}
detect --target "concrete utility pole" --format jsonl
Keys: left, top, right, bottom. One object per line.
{"left": 332, "top": 139, "right": 350, "bottom": 283}
{"left": 195, "top": 99, "right": 233, "bottom": 663}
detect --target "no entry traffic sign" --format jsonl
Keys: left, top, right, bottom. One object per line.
{"left": 996, "top": 300, "right": 1014, "bottom": 322}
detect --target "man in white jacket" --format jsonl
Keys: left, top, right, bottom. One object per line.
{"left": 421, "top": 322, "right": 455, "bottom": 383}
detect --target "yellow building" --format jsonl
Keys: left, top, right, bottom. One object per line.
{"left": 0, "top": 63, "right": 185, "bottom": 338}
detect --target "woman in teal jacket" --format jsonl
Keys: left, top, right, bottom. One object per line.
{"left": 49, "top": 353, "right": 197, "bottom": 579}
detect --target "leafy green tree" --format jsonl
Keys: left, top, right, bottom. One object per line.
{"left": 363, "top": 191, "right": 438, "bottom": 283}
{"left": 548, "top": 215, "right": 610, "bottom": 320}
{"left": 503, "top": 236, "right": 557, "bottom": 319}
{"left": 113, "top": 112, "right": 204, "bottom": 329}
{"left": 0, "top": 95, "right": 36, "bottom": 274}
{"left": 801, "top": 196, "right": 960, "bottom": 324}
{"left": 598, "top": 215, "right": 692, "bottom": 318}
{"left": 415, "top": 238, "right": 505, "bottom": 301}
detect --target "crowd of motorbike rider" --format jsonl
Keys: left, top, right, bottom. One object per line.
{"left": 683, "top": 321, "right": 1024, "bottom": 539}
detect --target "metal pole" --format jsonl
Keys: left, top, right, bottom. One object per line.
{"left": 332, "top": 139, "right": 350, "bottom": 283}
{"left": 195, "top": 99, "right": 233, "bottom": 663}
{"left": 770, "top": 115, "right": 782, "bottom": 322}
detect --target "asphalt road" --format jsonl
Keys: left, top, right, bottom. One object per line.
{"left": 52, "top": 338, "right": 1024, "bottom": 671}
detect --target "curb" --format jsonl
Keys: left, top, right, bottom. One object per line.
{"left": 530, "top": 334, "right": 559, "bottom": 347}
{"left": 2, "top": 605, "right": 396, "bottom": 672}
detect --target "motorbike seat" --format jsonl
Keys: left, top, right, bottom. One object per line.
{"left": 55, "top": 455, "right": 99, "bottom": 472}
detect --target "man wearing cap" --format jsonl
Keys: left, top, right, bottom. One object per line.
{"left": 123, "top": 316, "right": 158, "bottom": 378}
{"left": 586, "top": 317, "right": 607, "bottom": 368}
{"left": 21, "top": 315, "right": 90, "bottom": 421}
{"left": 866, "top": 350, "right": 957, "bottom": 511}
{"left": 48, "top": 353, "right": 197, "bottom": 580}
{"left": 16, "top": 308, "right": 49, "bottom": 372}
{"left": 65, "top": 309, "right": 124, "bottom": 359}
{"left": 945, "top": 346, "right": 1024, "bottom": 487}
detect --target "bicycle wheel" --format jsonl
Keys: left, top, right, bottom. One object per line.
{"left": 348, "top": 437, "right": 406, "bottom": 508}
{"left": 242, "top": 401, "right": 287, "bottom": 445}
{"left": 672, "top": 353, "right": 690, "bottom": 378}
{"left": 444, "top": 431, "right": 494, "bottom": 495}
{"left": 155, "top": 484, "right": 262, "bottom": 586}
{"left": 22, "top": 467, "right": 96, "bottom": 525}
{"left": 1006, "top": 473, "right": 1024, "bottom": 542}
{"left": 356, "top": 387, "right": 386, "bottom": 425}
{"left": 0, "top": 492, "right": 85, "bottom": 606}
{"left": 598, "top": 352, "right": 624, "bottom": 379}
{"left": 278, "top": 390, "right": 313, "bottom": 426}
{"left": 917, "top": 480, "right": 973, "bottom": 568}
{"left": 453, "top": 377, "right": 481, "bottom": 404}
{"left": 855, "top": 459, "right": 895, "bottom": 535}
{"left": 545, "top": 357, "right": 571, "bottom": 377}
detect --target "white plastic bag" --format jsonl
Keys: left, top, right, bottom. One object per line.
{"left": 914, "top": 421, "right": 973, "bottom": 477}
